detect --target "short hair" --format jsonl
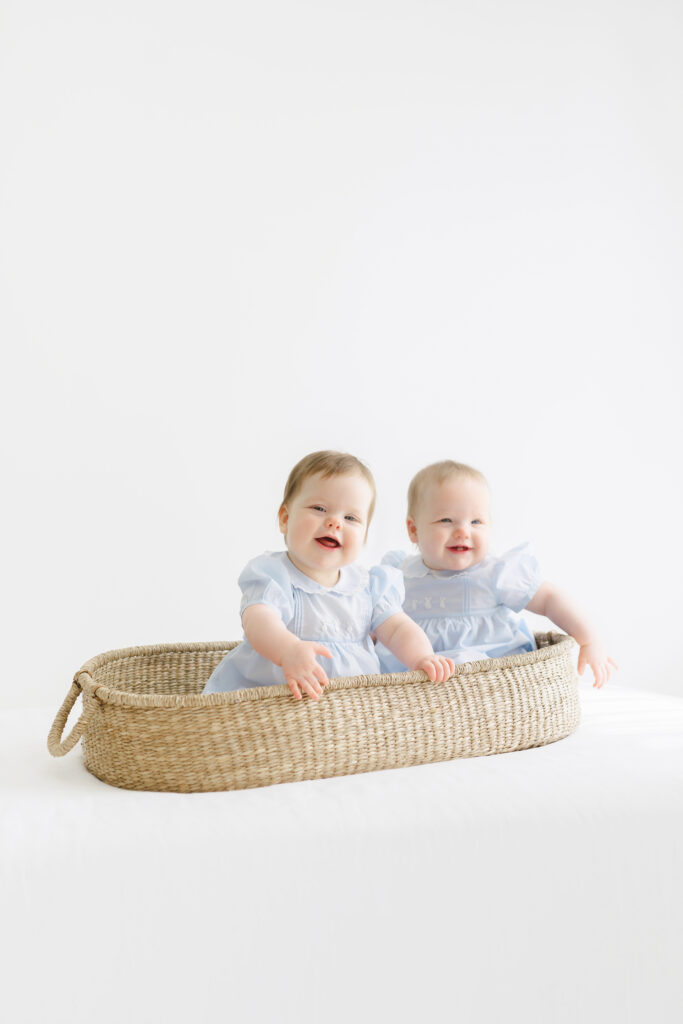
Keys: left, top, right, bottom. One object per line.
{"left": 407, "top": 460, "right": 489, "bottom": 518}
{"left": 280, "top": 450, "right": 376, "bottom": 530}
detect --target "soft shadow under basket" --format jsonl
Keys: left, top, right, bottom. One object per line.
{"left": 48, "top": 632, "right": 580, "bottom": 792}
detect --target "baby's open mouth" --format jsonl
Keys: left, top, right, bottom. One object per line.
{"left": 448, "top": 545, "right": 471, "bottom": 552}
{"left": 316, "top": 536, "right": 341, "bottom": 549}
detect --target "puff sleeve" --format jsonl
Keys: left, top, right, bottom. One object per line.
{"left": 238, "top": 553, "right": 295, "bottom": 624}
{"left": 491, "top": 543, "right": 543, "bottom": 612}
{"left": 381, "top": 549, "right": 408, "bottom": 569}
{"left": 368, "top": 564, "right": 406, "bottom": 632}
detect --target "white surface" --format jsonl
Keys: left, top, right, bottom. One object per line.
{"left": 3, "top": 683, "right": 683, "bottom": 1024}
{"left": 2, "top": 0, "right": 683, "bottom": 709}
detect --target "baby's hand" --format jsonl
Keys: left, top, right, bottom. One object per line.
{"left": 413, "top": 654, "right": 455, "bottom": 684}
{"left": 280, "top": 640, "right": 332, "bottom": 701}
{"left": 578, "top": 642, "right": 619, "bottom": 689}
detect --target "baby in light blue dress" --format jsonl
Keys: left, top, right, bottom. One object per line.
{"left": 205, "top": 551, "right": 406, "bottom": 691}
{"left": 375, "top": 541, "right": 541, "bottom": 671}
{"left": 204, "top": 451, "right": 454, "bottom": 699}
{"left": 375, "top": 461, "right": 618, "bottom": 688}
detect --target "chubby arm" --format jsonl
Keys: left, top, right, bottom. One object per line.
{"left": 525, "top": 582, "right": 618, "bottom": 688}
{"left": 374, "top": 612, "right": 454, "bottom": 682}
{"left": 242, "top": 604, "right": 331, "bottom": 701}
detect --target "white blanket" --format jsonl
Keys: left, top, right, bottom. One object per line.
{"left": 2, "top": 684, "right": 682, "bottom": 1024}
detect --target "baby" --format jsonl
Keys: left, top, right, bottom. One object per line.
{"left": 375, "top": 460, "right": 617, "bottom": 688}
{"left": 203, "top": 451, "right": 454, "bottom": 699}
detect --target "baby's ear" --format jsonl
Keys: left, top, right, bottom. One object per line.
{"left": 406, "top": 516, "right": 418, "bottom": 543}
{"left": 278, "top": 504, "right": 289, "bottom": 535}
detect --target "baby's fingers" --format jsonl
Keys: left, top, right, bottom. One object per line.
{"left": 313, "top": 644, "right": 333, "bottom": 661}
{"left": 313, "top": 664, "right": 330, "bottom": 688}
{"left": 429, "top": 659, "right": 446, "bottom": 683}
{"left": 286, "top": 673, "right": 321, "bottom": 701}
{"left": 286, "top": 678, "right": 303, "bottom": 701}
{"left": 436, "top": 657, "right": 454, "bottom": 682}
{"left": 421, "top": 660, "right": 437, "bottom": 682}
{"left": 600, "top": 657, "right": 619, "bottom": 686}
{"left": 302, "top": 679, "right": 322, "bottom": 701}
{"left": 593, "top": 661, "right": 609, "bottom": 688}
{"left": 294, "top": 673, "right": 321, "bottom": 701}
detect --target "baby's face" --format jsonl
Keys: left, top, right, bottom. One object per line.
{"left": 279, "top": 471, "right": 373, "bottom": 586}
{"left": 407, "top": 476, "right": 491, "bottom": 572}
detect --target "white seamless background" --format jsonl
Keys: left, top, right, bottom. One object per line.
{"left": 1, "top": 0, "right": 681, "bottom": 708}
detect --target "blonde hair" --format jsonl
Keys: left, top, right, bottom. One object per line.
{"left": 407, "top": 460, "right": 489, "bottom": 518}
{"left": 280, "top": 450, "right": 376, "bottom": 531}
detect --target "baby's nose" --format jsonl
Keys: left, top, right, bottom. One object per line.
{"left": 327, "top": 516, "right": 341, "bottom": 529}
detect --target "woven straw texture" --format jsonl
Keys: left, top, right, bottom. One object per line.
{"left": 48, "top": 632, "right": 580, "bottom": 792}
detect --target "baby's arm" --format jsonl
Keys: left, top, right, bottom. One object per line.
{"left": 242, "top": 604, "right": 331, "bottom": 701}
{"left": 525, "top": 583, "right": 618, "bottom": 688}
{"left": 374, "top": 613, "right": 454, "bottom": 682}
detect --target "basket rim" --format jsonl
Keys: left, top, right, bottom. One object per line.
{"left": 73, "top": 632, "right": 577, "bottom": 709}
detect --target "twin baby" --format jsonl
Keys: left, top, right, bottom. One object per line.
{"left": 204, "top": 450, "right": 617, "bottom": 699}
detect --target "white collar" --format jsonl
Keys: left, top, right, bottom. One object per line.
{"left": 400, "top": 552, "right": 494, "bottom": 579}
{"left": 275, "top": 550, "right": 369, "bottom": 595}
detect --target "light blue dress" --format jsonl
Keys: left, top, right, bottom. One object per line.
{"left": 375, "top": 542, "right": 542, "bottom": 673}
{"left": 203, "top": 551, "right": 405, "bottom": 692}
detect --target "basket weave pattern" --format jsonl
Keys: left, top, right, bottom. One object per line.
{"left": 48, "top": 632, "right": 580, "bottom": 792}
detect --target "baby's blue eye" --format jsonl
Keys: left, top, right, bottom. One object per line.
{"left": 439, "top": 518, "right": 452, "bottom": 524}
{"left": 311, "top": 505, "right": 325, "bottom": 512}
{"left": 472, "top": 519, "right": 482, "bottom": 525}
{"left": 345, "top": 515, "right": 358, "bottom": 522}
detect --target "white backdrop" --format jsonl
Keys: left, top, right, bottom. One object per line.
{"left": 1, "top": 0, "right": 682, "bottom": 708}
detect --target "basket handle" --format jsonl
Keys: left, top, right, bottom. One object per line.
{"left": 47, "top": 677, "right": 97, "bottom": 757}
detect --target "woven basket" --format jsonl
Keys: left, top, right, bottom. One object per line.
{"left": 47, "top": 632, "right": 580, "bottom": 792}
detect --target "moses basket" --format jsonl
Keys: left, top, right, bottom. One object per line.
{"left": 48, "top": 632, "right": 580, "bottom": 792}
